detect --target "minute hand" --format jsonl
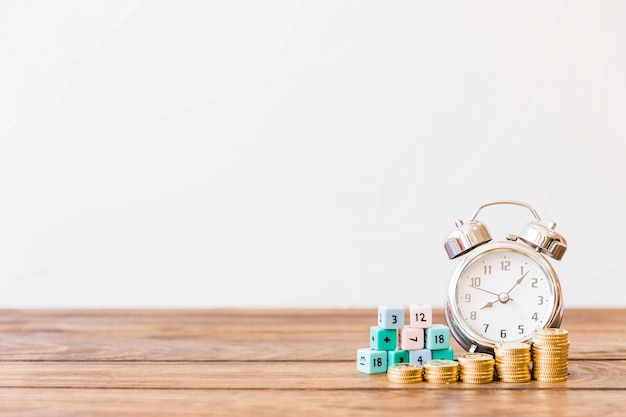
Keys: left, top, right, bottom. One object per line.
{"left": 506, "top": 271, "right": 529, "bottom": 295}
{"left": 470, "top": 286, "right": 501, "bottom": 297}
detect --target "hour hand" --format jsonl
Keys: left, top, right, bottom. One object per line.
{"left": 480, "top": 293, "right": 514, "bottom": 310}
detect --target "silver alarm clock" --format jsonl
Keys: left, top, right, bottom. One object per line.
{"left": 443, "top": 200, "right": 567, "bottom": 353}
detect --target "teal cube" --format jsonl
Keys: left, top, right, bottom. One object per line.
{"left": 425, "top": 324, "right": 450, "bottom": 350}
{"left": 370, "top": 326, "right": 396, "bottom": 350}
{"left": 357, "top": 348, "right": 388, "bottom": 374}
{"left": 387, "top": 349, "right": 409, "bottom": 365}
{"left": 432, "top": 347, "right": 455, "bottom": 360}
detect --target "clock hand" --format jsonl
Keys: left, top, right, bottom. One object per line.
{"left": 471, "top": 286, "right": 515, "bottom": 303}
{"left": 480, "top": 300, "right": 498, "bottom": 310}
{"left": 506, "top": 271, "right": 529, "bottom": 295}
{"left": 470, "top": 286, "right": 500, "bottom": 297}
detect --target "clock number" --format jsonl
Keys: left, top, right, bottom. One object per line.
{"left": 531, "top": 278, "right": 538, "bottom": 288}
{"left": 538, "top": 296, "right": 544, "bottom": 305}
{"left": 470, "top": 311, "right": 477, "bottom": 320}
{"left": 464, "top": 294, "right": 471, "bottom": 302}
{"left": 520, "top": 265, "right": 525, "bottom": 275}
{"left": 532, "top": 312, "right": 538, "bottom": 321}
{"left": 500, "top": 329, "right": 507, "bottom": 339}
{"left": 483, "top": 265, "right": 492, "bottom": 275}
{"left": 501, "top": 261, "right": 510, "bottom": 271}
{"left": 483, "top": 324, "right": 489, "bottom": 333}
{"left": 470, "top": 277, "right": 481, "bottom": 287}
{"left": 518, "top": 325, "right": 524, "bottom": 334}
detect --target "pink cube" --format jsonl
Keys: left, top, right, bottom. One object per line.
{"left": 400, "top": 326, "right": 424, "bottom": 350}
{"left": 410, "top": 304, "right": 433, "bottom": 328}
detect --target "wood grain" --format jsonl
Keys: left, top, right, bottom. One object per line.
{"left": 0, "top": 360, "right": 624, "bottom": 390}
{"left": 0, "top": 389, "right": 625, "bottom": 417}
{"left": 0, "top": 308, "right": 624, "bottom": 416}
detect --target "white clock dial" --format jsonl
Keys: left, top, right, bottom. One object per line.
{"left": 455, "top": 249, "right": 554, "bottom": 342}
{"left": 446, "top": 241, "right": 563, "bottom": 351}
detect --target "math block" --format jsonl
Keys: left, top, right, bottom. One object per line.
{"left": 409, "top": 349, "right": 432, "bottom": 366}
{"left": 432, "top": 347, "right": 454, "bottom": 360}
{"left": 370, "top": 326, "right": 397, "bottom": 350}
{"left": 378, "top": 305, "right": 405, "bottom": 329}
{"left": 410, "top": 304, "right": 433, "bottom": 328}
{"left": 399, "top": 326, "right": 424, "bottom": 350}
{"left": 425, "top": 324, "right": 451, "bottom": 350}
{"left": 387, "top": 349, "right": 410, "bottom": 366}
{"left": 357, "top": 348, "right": 388, "bottom": 374}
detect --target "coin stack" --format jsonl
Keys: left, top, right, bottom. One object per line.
{"left": 423, "top": 359, "right": 459, "bottom": 384}
{"left": 457, "top": 353, "right": 495, "bottom": 384}
{"left": 494, "top": 342, "right": 532, "bottom": 383}
{"left": 532, "top": 328, "right": 569, "bottom": 382}
{"left": 387, "top": 363, "right": 424, "bottom": 384}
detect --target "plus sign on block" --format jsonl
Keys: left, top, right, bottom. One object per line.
{"left": 370, "top": 326, "right": 396, "bottom": 351}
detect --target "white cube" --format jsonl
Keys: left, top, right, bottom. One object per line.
{"left": 400, "top": 326, "right": 424, "bottom": 350}
{"left": 410, "top": 304, "right": 433, "bottom": 328}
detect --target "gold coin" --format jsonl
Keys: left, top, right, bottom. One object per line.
{"left": 533, "top": 328, "right": 568, "bottom": 337}
{"left": 532, "top": 344, "right": 570, "bottom": 350}
{"left": 387, "top": 376, "right": 423, "bottom": 384}
{"left": 424, "top": 359, "right": 459, "bottom": 368}
{"left": 532, "top": 329, "right": 569, "bottom": 346}
{"left": 495, "top": 342, "right": 531, "bottom": 351}
{"left": 460, "top": 368, "right": 495, "bottom": 375}
{"left": 533, "top": 366, "right": 568, "bottom": 373}
{"left": 460, "top": 378, "right": 493, "bottom": 384}
{"left": 457, "top": 353, "right": 494, "bottom": 362}
{"left": 534, "top": 359, "right": 568, "bottom": 364}
{"left": 533, "top": 364, "right": 568, "bottom": 370}
{"left": 388, "top": 364, "right": 423, "bottom": 373}
{"left": 496, "top": 357, "right": 531, "bottom": 363}
{"left": 499, "top": 377, "right": 531, "bottom": 383}
{"left": 460, "top": 369, "right": 495, "bottom": 375}
{"left": 497, "top": 362, "right": 531, "bottom": 368}
{"left": 424, "top": 377, "right": 458, "bottom": 384}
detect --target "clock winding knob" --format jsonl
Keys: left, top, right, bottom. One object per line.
{"left": 518, "top": 221, "right": 567, "bottom": 260}
{"left": 444, "top": 219, "right": 492, "bottom": 259}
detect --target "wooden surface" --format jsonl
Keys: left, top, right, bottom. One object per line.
{"left": 0, "top": 308, "right": 625, "bottom": 416}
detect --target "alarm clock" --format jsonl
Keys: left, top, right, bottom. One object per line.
{"left": 443, "top": 200, "right": 567, "bottom": 353}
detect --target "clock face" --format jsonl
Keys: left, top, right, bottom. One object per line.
{"left": 449, "top": 243, "right": 562, "bottom": 349}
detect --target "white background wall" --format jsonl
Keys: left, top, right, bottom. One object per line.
{"left": 1, "top": 1, "right": 625, "bottom": 308}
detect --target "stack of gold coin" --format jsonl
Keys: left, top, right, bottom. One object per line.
{"left": 423, "top": 359, "right": 459, "bottom": 384}
{"left": 532, "top": 328, "right": 569, "bottom": 382}
{"left": 457, "top": 353, "right": 495, "bottom": 384}
{"left": 494, "top": 342, "right": 532, "bottom": 383}
{"left": 387, "top": 363, "right": 424, "bottom": 384}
